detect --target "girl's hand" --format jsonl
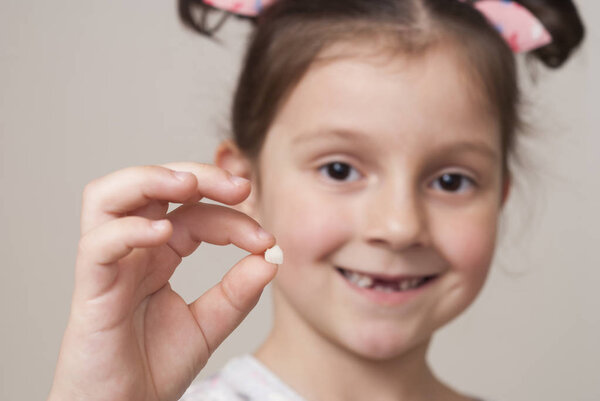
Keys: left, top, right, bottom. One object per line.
{"left": 47, "top": 163, "right": 277, "bottom": 401}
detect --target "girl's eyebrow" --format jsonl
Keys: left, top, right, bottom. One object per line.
{"left": 292, "top": 128, "right": 374, "bottom": 146}
{"left": 434, "top": 141, "right": 500, "bottom": 163}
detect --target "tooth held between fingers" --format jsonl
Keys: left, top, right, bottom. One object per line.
{"left": 264, "top": 245, "right": 283, "bottom": 264}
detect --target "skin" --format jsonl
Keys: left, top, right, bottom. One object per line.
{"left": 217, "top": 42, "right": 511, "bottom": 401}
{"left": 47, "top": 163, "right": 278, "bottom": 401}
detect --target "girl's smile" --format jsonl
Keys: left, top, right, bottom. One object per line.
{"left": 335, "top": 265, "right": 441, "bottom": 306}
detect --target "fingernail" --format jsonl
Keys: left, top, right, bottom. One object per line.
{"left": 152, "top": 220, "right": 170, "bottom": 230}
{"left": 229, "top": 175, "right": 250, "bottom": 187}
{"left": 174, "top": 171, "right": 190, "bottom": 182}
{"left": 256, "top": 227, "right": 273, "bottom": 241}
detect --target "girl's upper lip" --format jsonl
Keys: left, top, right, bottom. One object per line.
{"left": 336, "top": 266, "right": 439, "bottom": 281}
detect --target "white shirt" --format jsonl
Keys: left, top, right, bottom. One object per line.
{"left": 179, "top": 354, "right": 488, "bottom": 401}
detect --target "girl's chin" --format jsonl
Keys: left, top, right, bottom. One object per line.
{"left": 333, "top": 329, "right": 432, "bottom": 362}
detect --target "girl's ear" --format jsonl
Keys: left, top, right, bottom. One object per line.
{"left": 214, "top": 139, "right": 260, "bottom": 219}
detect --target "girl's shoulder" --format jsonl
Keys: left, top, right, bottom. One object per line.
{"left": 178, "top": 354, "right": 307, "bottom": 401}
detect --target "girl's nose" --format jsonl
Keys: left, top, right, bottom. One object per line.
{"left": 363, "top": 183, "right": 430, "bottom": 251}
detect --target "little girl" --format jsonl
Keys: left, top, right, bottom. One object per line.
{"left": 48, "top": 1, "right": 585, "bottom": 400}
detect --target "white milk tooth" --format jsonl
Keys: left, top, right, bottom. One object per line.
{"left": 264, "top": 245, "right": 283, "bottom": 264}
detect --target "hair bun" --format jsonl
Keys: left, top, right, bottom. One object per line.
{"left": 517, "top": 0, "right": 585, "bottom": 68}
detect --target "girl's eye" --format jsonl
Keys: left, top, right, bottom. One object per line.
{"left": 432, "top": 173, "right": 476, "bottom": 193}
{"left": 318, "top": 162, "right": 361, "bottom": 182}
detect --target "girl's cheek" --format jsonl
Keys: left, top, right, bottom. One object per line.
{"left": 263, "top": 189, "right": 352, "bottom": 269}
{"left": 439, "top": 210, "right": 499, "bottom": 281}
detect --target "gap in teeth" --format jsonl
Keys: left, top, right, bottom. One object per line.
{"left": 340, "top": 268, "right": 427, "bottom": 291}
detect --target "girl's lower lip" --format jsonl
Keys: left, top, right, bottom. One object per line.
{"left": 336, "top": 268, "right": 438, "bottom": 306}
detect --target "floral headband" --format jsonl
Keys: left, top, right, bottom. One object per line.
{"left": 201, "top": 0, "right": 552, "bottom": 53}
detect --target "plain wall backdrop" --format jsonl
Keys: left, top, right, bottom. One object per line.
{"left": 1, "top": 1, "right": 598, "bottom": 400}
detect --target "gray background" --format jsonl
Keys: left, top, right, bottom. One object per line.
{"left": 1, "top": 1, "right": 598, "bottom": 400}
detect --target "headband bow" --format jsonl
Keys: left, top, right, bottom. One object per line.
{"left": 202, "top": 0, "right": 276, "bottom": 17}
{"left": 459, "top": 0, "right": 552, "bottom": 52}
{"left": 201, "top": 0, "right": 552, "bottom": 53}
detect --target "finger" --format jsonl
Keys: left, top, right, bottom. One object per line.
{"left": 126, "top": 198, "right": 171, "bottom": 221}
{"left": 159, "top": 161, "right": 255, "bottom": 205}
{"left": 188, "top": 254, "right": 278, "bottom": 355}
{"left": 166, "top": 203, "right": 275, "bottom": 258}
{"left": 136, "top": 203, "right": 276, "bottom": 299}
{"left": 75, "top": 216, "right": 174, "bottom": 300}
{"left": 81, "top": 164, "right": 250, "bottom": 236}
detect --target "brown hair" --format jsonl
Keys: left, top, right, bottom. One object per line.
{"left": 179, "top": 0, "right": 585, "bottom": 178}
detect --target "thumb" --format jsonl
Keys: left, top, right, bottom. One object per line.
{"left": 188, "top": 254, "right": 278, "bottom": 354}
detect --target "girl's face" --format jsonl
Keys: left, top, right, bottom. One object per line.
{"left": 250, "top": 43, "right": 509, "bottom": 360}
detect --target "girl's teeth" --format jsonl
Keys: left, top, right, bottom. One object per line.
{"left": 341, "top": 268, "right": 429, "bottom": 292}
{"left": 345, "top": 271, "right": 374, "bottom": 288}
{"left": 356, "top": 275, "right": 374, "bottom": 288}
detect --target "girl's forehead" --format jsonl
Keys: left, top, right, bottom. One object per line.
{"left": 312, "top": 39, "right": 489, "bottom": 105}
{"left": 272, "top": 43, "right": 499, "bottom": 146}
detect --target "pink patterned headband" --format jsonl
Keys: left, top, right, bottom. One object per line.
{"left": 201, "top": 0, "right": 552, "bottom": 53}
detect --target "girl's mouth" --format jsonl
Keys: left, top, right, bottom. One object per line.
{"left": 335, "top": 267, "right": 438, "bottom": 293}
